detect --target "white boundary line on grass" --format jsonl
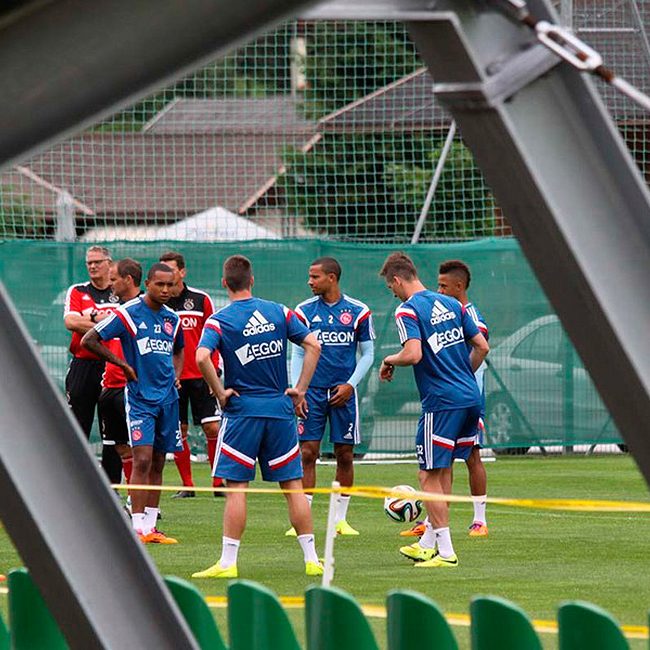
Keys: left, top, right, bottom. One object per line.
{"left": 317, "top": 457, "right": 496, "bottom": 465}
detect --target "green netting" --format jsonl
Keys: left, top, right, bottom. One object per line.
{"left": 0, "top": 239, "right": 623, "bottom": 453}
{"left": 0, "top": 6, "right": 648, "bottom": 243}
{"left": 0, "top": 2, "right": 641, "bottom": 452}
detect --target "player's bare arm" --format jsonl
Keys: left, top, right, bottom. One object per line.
{"left": 287, "top": 332, "right": 321, "bottom": 418}
{"left": 81, "top": 328, "right": 137, "bottom": 381}
{"left": 380, "top": 339, "right": 423, "bottom": 381}
{"left": 173, "top": 348, "right": 184, "bottom": 390}
{"left": 196, "top": 346, "right": 238, "bottom": 408}
{"left": 468, "top": 332, "right": 489, "bottom": 372}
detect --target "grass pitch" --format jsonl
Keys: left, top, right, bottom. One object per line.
{"left": 0, "top": 455, "right": 648, "bottom": 648}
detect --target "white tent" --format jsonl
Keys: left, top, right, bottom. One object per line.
{"left": 81, "top": 206, "right": 280, "bottom": 242}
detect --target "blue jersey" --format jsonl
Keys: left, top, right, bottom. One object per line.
{"left": 395, "top": 290, "right": 480, "bottom": 412}
{"left": 294, "top": 294, "right": 375, "bottom": 388}
{"left": 464, "top": 302, "right": 489, "bottom": 397}
{"left": 198, "top": 297, "right": 309, "bottom": 418}
{"left": 96, "top": 296, "right": 184, "bottom": 405}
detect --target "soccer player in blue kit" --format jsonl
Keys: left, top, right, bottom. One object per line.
{"left": 288, "top": 257, "right": 375, "bottom": 536}
{"left": 401, "top": 259, "right": 491, "bottom": 538}
{"left": 82, "top": 263, "right": 184, "bottom": 544}
{"left": 192, "top": 255, "right": 323, "bottom": 578}
{"left": 379, "top": 253, "right": 489, "bottom": 568}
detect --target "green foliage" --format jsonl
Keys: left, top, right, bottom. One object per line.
{"left": 276, "top": 22, "right": 495, "bottom": 242}
{"left": 0, "top": 186, "right": 46, "bottom": 239}
{"left": 105, "top": 28, "right": 294, "bottom": 128}
{"left": 385, "top": 140, "right": 497, "bottom": 241}
{"left": 278, "top": 134, "right": 412, "bottom": 242}
{"left": 301, "top": 22, "right": 420, "bottom": 120}
{"left": 278, "top": 135, "right": 496, "bottom": 242}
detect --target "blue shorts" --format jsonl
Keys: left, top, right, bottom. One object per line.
{"left": 124, "top": 392, "right": 182, "bottom": 454}
{"left": 214, "top": 416, "right": 302, "bottom": 483}
{"left": 297, "top": 386, "right": 359, "bottom": 446}
{"left": 416, "top": 405, "right": 481, "bottom": 470}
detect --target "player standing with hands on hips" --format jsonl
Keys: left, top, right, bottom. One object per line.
{"left": 287, "top": 257, "right": 375, "bottom": 536}
{"left": 192, "top": 255, "right": 323, "bottom": 578}
{"left": 379, "top": 253, "right": 488, "bottom": 568}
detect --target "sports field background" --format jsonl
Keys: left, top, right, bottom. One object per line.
{"left": 0, "top": 238, "right": 626, "bottom": 455}
{"left": 2, "top": 2, "right": 648, "bottom": 455}
{"left": 0, "top": 455, "right": 647, "bottom": 648}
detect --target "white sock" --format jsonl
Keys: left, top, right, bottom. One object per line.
{"left": 419, "top": 521, "right": 437, "bottom": 549}
{"left": 335, "top": 495, "right": 351, "bottom": 523}
{"left": 472, "top": 495, "right": 487, "bottom": 525}
{"left": 297, "top": 534, "right": 319, "bottom": 563}
{"left": 306, "top": 494, "right": 313, "bottom": 508}
{"left": 132, "top": 513, "right": 146, "bottom": 533}
{"left": 434, "top": 527, "right": 455, "bottom": 558}
{"left": 143, "top": 507, "right": 158, "bottom": 533}
{"left": 219, "top": 536, "right": 240, "bottom": 568}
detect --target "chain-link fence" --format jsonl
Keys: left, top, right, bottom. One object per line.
{"left": 0, "top": 2, "right": 645, "bottom": 453}
{"left": 1, "top": 3, "right": 648, "bottom": 244}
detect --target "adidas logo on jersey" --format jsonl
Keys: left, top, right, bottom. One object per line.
{"left": 138, "top": 321, "right": 147, "bottom": 330}
{"left": 430, "top": 300, "right": 456, "bottom": 326}
{"left": 243, "top": 310, "right": 276, "bottom": 337}
{"left": 312, "top": 314, "right": 322, "bottom": 322}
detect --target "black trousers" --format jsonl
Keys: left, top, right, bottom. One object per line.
{"left": 65, "top": 357, "right": 104, "bottom": 438}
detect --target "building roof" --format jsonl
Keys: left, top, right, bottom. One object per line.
{"left": 0, "top": 131, "right": 306, "bottom": 228}
{"left": 144, "top": 96, "right": 315, "bottom": 135}
{"left": 318, "top": 68, "right": 446, "bottom": 133}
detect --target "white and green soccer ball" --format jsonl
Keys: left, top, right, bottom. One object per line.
{"left": 383, "top": 485, "right": 422, "bottom": 523}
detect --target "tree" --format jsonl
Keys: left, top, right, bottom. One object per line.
{"left": 279, "top": 132, "right": 496, "bottom": 242}
{"left": 0, "top": 185, "right": 46, "bottom": 239}
{"left": 301, "top": 22, "right": 420, "bottom": 120}
{"left": 385, "top": 139, "right": 496, "bottom": 241}
{"left": 279, "top": 23, "right": 497, "bottom": 241}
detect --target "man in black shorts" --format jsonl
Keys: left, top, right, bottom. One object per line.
{"left": 63, "top": 245, "right": 121, "bottom": 480}
{"left": 160, "top": 251, "right": 224, "bottom": 497}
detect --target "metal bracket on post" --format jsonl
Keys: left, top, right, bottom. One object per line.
{"left": 434, "top": 40, "right": 561, "bottom": 110}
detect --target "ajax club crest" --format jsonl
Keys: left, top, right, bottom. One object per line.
{"left": 339, "top": 312, "right": 353, "bottom": 326}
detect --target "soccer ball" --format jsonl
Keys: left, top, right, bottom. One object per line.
{"left": 383, "top": 485, "right": 422, "bottom": 523}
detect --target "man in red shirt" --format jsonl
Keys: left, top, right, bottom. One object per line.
{"left": 63, "top": 245, "right": 121, "bottom": 481}
{"left": 160, "top": 251, "right": 224, "bottom": 497}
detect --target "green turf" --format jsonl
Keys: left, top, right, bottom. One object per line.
{"left": 0, "top": 455, "right": 648, "bottom": 649}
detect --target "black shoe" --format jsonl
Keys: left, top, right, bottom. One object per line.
{"left": 213, "top": 489, "right": 225, "bottom": 498}
{"left": 171, "top": 490, "right": 195, "bottom": 499}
